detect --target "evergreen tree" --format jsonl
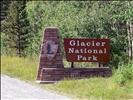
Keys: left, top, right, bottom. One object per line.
{"left": 0, "top": 1, "right": 12, "bottom": 21}
{"left": 2, "top": 1, "right": 30, "bottom": 57}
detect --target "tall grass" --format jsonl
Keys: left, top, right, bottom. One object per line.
{"left": 114, "top": 61, "right": 133, "bottom": 85}
{"left": 47, "top": 77, "right": 133, "bottom": 100}
{"left": 1, "top": 56, "right": 133, "bottom": 99}
{"left": 1, "top": 56, "right": 38, "bottom": 81}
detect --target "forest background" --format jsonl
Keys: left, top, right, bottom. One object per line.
{"left": 1, "top": 1, "right": 133, "bottom": 68}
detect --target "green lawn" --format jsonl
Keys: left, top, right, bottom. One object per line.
{"left": 1, "top": 56, "right": 133, "bottom": 99}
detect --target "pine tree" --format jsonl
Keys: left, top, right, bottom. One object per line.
{"left": 0, "top": 1, "right": 12, "bottom": 21}
{"left": 2, "top": 1, "right": 29, "bottom": 57}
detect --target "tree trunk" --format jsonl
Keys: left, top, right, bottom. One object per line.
{"left": 18, "top": 34, "right": 21, "bottom": 57}
{"left": 130, "top": 23, "right": 133, "bottom": 60}
{"left": 127, "top": 22, "right": 132, "bottom": 61}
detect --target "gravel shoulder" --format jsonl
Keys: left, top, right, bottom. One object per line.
{"left": 1, "top": 75, "right": 72, "bottom": 100}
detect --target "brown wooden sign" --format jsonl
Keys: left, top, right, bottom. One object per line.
{"left": 64, "top": 39, "right": 110, "bottom": 62}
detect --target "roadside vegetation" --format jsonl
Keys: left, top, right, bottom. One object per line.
{"left": 1, "top": 56, "right": 38, "bottom": 81}
{"left": 1, "top": 56, "right": 133, "bottom": 99}
{"left": 1, "top": 1, "right": 133, "bottom": 99}
{"left": 1, "top": 1, "right": 133, "bottom": 68}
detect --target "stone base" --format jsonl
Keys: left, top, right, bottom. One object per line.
{"left": 38, "top": 67, "right": 112, "bottom": 83}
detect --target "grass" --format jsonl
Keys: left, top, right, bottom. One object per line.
{"left": 44, "top": 77, "right": 133, "bottom": 100}
{"left": 1, "top": 55, "right": 133, "bottom": 99}
{"left": 1, "top": 55, "right": 38, "bottom": 81}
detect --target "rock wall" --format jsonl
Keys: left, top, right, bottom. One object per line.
{"left": 40, "top": 68, "right": 112, "bottom": 82}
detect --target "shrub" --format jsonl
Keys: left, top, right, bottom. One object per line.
{"left": 114, "top": 61, "right": 133, "bottom": 85}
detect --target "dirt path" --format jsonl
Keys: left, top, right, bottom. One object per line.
{"left": 1, "top": 75, "right": 72, "bottom": 100}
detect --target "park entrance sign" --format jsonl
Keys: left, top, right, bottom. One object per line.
{"left": 36, "top": 27, "right": 112, "bottom": 83}
{"left": 64, "top": 39, "right": 110, "bottom": 62}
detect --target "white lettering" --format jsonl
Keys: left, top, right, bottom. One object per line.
{"left": 70, "top": 40, "right": 75, "bottom": 46}
{"left": 104, "top": 48, "right": 106, "bottom": 53}
{"left": 67, "top": 48, "right": 107, "bottom": 54}
{"left": 83, "top": 57, "right": 87, "bottom": 60}
{"left": 77, "top": 55, "right": 82, "bottom": 60}
{"left": 80, "top": 49, "right": 83, "bottom": 53}
{"left": 101, "top": 42, "right": 105, "bottom": 46}
{"left": 84, "top": 48, "right": 87, "bottom": 53}
{"left": 88, "top": 49, "right": 92, "bottom": 53}
{"left": 96, "top": 42, "right": 100, "bottom": 46}
{"left": 68, "top": 48, "right": 74, "bottom": 53}
{"left": 92, "top": 41, "right": 95, "bottom": 46}
{"left": 77, "top": 55, "right": 98, "bottom": 61}
{"left": 69, "top": 40, "right": 107, "bottom": 47}
{"left": 75, "top": 49, "right": 79, "bottom": 53}
{"left": 88, "top": 56, "right": 92, "bottom": 60}
{"left": 86, "top": 42, "right": 91, "bottom": 46}
{"left": 81, "top": 42, "right": 85, "bottom": 46}
{"left": 93, "top": 55, "right": 97, "bottom": 61}
{"left": 93, "top": 49, "right": 98, "bottom": 53}
{"left": 99, "top": 50, "right": 103, "bottom": 53}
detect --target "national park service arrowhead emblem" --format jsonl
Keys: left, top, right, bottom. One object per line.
{"left": 43, "top": 40, "right": 58, "bottom": 60}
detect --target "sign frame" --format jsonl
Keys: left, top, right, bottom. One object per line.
{"left": 64, "top": 38, "right": 110, "bottom": 62}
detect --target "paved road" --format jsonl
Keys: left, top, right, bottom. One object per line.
{"left": 1, "top": 75, "right": 72, "bottom": 100}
